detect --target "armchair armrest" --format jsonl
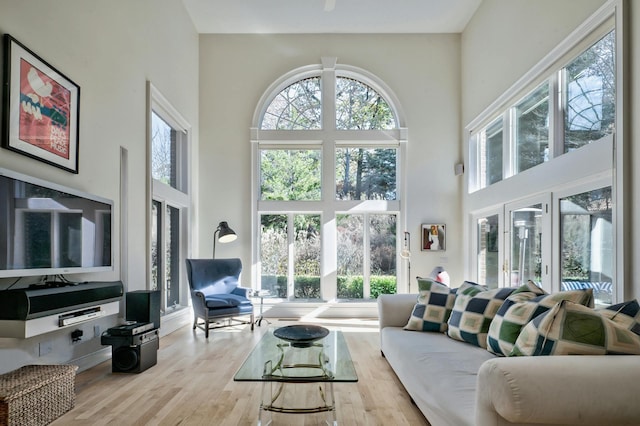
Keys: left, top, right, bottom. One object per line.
{"left": 476, "top": 355, "right": 640, "bottom": 425}
{"left": 232, "top": 286, "right": 251, "bottom": 298}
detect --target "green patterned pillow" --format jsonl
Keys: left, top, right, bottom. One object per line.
{"left": 511, "top": 300, "right": 640, "bottom": 356}
{"left": 599, "top": 299, "right": 640, "bottom": 335}
{"left": 486, "top": 287, "right": 593, "bottom": 356}
{"left": 447, "top": 286, "right": 517, "bottom": 348}
{"left": 404, "top": 279, "right": 479, "bottom": 332}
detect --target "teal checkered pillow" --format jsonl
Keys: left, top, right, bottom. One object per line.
{"left": 404, "top": 279, "right": 479, "bottom": 332}
{"left": 511, "top": 300, "right": 640, "bottom": 356}
{"left": 486, "top": 287, "right": 593, "bottom": 356}
{"left": 447, "top": 286, "right": 517, "bottom": 348}
{"left": 599, "top": 299, "right": 640, "bottom": 335}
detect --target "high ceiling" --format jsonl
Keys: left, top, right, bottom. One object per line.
{"left": 183, "top": 0, "right": 483, "bottom": 34}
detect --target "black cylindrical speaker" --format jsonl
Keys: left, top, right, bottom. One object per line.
{"left": 111, "top": 337, "right": 159, "bottom": 373}
{"left": 126, "top": 290, "right": 161, "bottom": 329}
{"left": 113, "top": 346, "right": 139, "bottom": 372}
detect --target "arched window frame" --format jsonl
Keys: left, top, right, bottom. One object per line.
{"left": 250, "top": 57, "right": 409, "bottom": 301}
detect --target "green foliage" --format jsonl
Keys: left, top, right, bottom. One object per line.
{"left": 336, "top": 148, "right": 397, "bottom": 200}
{"left": 336, "top": 77, "right": 395, "bottom": 130}
{"left": 261, "top": 274, "right": 397, "bottom": 300}
{"left": 260, "top": 150, "right": 321, "bottom": 201}
{"left": 370, "top": 276, "right": 397, "bottom": 298}
{"left": 261, "top": 275, "right": 288, "bottom": 298}
{"left": 259, "top": 223, "right": 288, "bottom": 276}
{"left": 337, "top": 276, "right": 363, "bottom": 299}
{"left": 294, "top": 276, "right": 321, "bottom": 299}
{"left": 337, "top": 275, "right": 397, "bottom": 299}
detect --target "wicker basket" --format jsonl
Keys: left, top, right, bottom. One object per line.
{"left": 0, "top": 365, "right": 78, "bottom": 426}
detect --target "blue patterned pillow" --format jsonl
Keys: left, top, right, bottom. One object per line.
{"left": 404, "top": 279, "right": 479, "bottom": 332}
{"left": 599, "top": 299, "right": 640, "bottom": 335}
{"left": 511, "top": 300, "right": 640, "bottom": 356}
{"left": 486, "top": 287, "right": 593, "bottom": 356}
{"left": 447, "top": 286, "right": 517, "bottom": 348}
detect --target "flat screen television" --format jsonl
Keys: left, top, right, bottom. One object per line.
{"left": 0, "top": 167, "right": 113, "bottom": 278}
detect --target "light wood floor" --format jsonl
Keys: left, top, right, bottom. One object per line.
{"left": 53, "top": 319, "right": 429, "bottom": 425}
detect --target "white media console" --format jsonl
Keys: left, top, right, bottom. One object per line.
{"left": 0, "top": 281, "right": 124, "bottom": 338}
{"left": 0, "top": 301, "right": 120, "bottom": 338}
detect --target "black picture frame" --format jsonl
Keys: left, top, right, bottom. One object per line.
{"left": 2, "top": 34, "right": 80, "bottom": 173}
{"left": 421, "top": 223, "right": 446, "bottom": 251}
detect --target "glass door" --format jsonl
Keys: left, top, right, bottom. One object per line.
{"left": 476, "top": 212, "right": 501, "bottom": 289}
{"left": 506, "top": 195, "right": 551, "bottom": 290}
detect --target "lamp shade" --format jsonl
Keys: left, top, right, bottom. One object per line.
{"left": 217, "top": 221, "right": 237, "bottom": 243}
{"left": 213, "top": 221, "right": 237, "bottom": 258}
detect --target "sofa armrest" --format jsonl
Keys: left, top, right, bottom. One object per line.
{"left": 476, "top": 355, "right": 640, "bottom": 425}
{"left": 377, "top": 293, "right": 417, "bottom": 329}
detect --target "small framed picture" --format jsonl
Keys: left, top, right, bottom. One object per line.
{"left": 2, "top": 34, "right": 80, "bottom": 173}
{"left": 421, "top": 224, "right": 446, "bottom": 251}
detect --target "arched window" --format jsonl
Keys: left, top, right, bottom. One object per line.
{"left": 262, "top": 77, "right": 322, "bottom": 130}
{"left": 251, "top": 58, "right": 407, "bottom": 303}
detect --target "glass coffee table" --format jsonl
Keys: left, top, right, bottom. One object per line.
{"left": 234, "top": 325, "right": 358, "bottom": 425}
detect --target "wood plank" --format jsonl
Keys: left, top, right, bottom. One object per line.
{"left": 53, "top": 320, "right": 429, "bottom": 425}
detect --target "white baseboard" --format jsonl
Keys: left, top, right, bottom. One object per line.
{"left": 71, "top": 346, "right": 112, "bottom": 373}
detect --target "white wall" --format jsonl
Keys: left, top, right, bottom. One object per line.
{"left": 630, "top": 0, "right": 640, "bottom": 301}
{"left": 0, "top": 0, "right": 199, "bottom": 373}
{"left": 198, "top": 33, "right": 465, "bottom": 288}
{"left": 461, "top": 0, "right": 607, "bottom": 125}
{"left": 461, "top": 0, "right": 640, "bottom": 300}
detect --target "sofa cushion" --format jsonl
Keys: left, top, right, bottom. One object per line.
{"left": 511, "top": 300, "right": 640, "bottom": 356}
{"left": 447, "top": 286, "right": 516, "bottom": 348}
{"left": 599, "top": 299, "right": 640, "bottom": 335}
{"left": 381, "top": 327, "right": 495, "bottom": 426}
{"left": 203, "top": 293, "right": 251, "bottom": 309}
{"left": 403, "top": 279, "right": 478, "bottom": 332}
{"left": 486, "top": 287, "right": 593, "bottom": 356}
{"left": 203, "top": 296, "right": 232, "bottom": 309}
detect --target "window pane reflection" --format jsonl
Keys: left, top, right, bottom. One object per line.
{"left": 510, "top": 204, "right": 542, "bottom": 286}
{"left": 560, "top": 187, "right": 612, "bottom": 305}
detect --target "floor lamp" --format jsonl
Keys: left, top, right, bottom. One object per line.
{"left": 400, "top": 231, "right": 411, "bottom": 293}
{"left": 213, "top": 221, "right": 237, "bottom": 258}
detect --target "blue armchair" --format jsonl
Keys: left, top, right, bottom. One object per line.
{"left": 185, "top": 258, "right": 254, "bottom": 338}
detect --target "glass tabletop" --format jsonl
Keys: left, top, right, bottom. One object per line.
{"left": 234, "top": 327, "right": 358, "bottom": 383}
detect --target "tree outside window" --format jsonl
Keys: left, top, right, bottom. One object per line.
{"left": 256, "top": 65, "right": 403, "bottom": 300}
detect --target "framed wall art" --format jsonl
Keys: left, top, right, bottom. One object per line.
{"left": 2, "top": 34, "right": 80, "bottom": 173}
{"left": 421, "top": 223, "right": 446, "bottom": 251}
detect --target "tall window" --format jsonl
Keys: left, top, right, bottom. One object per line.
{"left": 470, "top": 29, "right": 615, "bottom": 192}
{"left": 466, "top": 8, "right": 623, "bottom": 303}
{"left": 149, "top": 83, "right": 190, "bottom": 315}
{"left": 563, "top": 31, "right": 615, "bottom": 152}
{"left": 476, "top": 213, "right": 500, "bottom": 289}
{"left": 515, "top": 83, "right": 549, "bottom": 173}
{"left": 253, "top": 59, "right": 405, "bottom": 301}
{"left": 479, "top": 118, "right": 503, "bottom": 188}
{"left": 560, "top": 186, "right": 612, "bottom": 305}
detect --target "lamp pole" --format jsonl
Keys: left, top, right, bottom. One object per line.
{"left": 213, "top": 229, "right": 220, "bottom": 258}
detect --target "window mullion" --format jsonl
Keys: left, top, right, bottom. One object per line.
{"left": 158, "top": 200, "right": 168, "bottom": 311}
{"left": 287, "top": 214, "right": 295, "bottom": 300}
{"left": 363, "top": 213, "right": 371, "bottom": 299}
{"left": 505, "top": 110, "right": 514, "bottom": 179}
{"left": 552, "top": 71, "right": 564, "bottom": 160}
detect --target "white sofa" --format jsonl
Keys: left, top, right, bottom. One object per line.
{"left": 378, "top": 293, "right": 640, "bottom": 426}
